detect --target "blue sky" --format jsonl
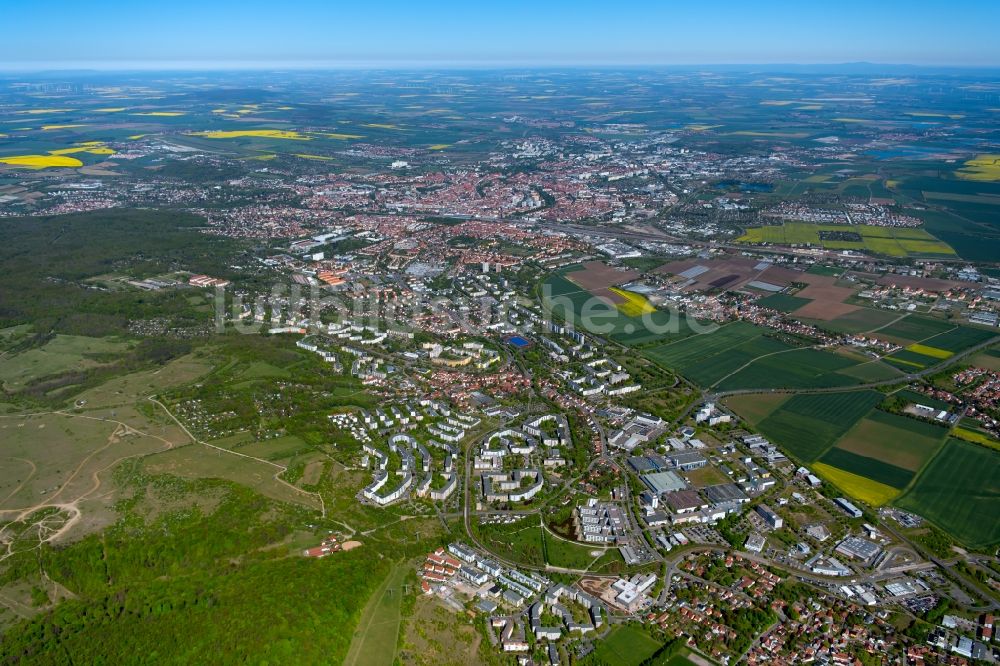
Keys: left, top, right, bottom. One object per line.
{"left": 3, "top": 0, "right": 998, "bottom": 69}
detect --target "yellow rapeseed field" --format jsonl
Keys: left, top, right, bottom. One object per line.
{"left": 905, "top": 343, "right": 953, "bottom": 359}
{"left": 951, "top": 427, "right": 1000, "bottom": 452}
{"left": 957, "top": 154, "right": 1000, "bottom": 182}
{"left": 608, "top": 288, "right": 657, "bottom": 317}
{"left": 15, "top": 108, "right": 75, "bottom": 115}
{"left": 812, "top": 463, "right": 898, "bottom": 506}
{"left": 0, "top": 155, "right": 84, "bottom": 168}
{"left": 191, "top": 130, "right": 311, "bottom": 140}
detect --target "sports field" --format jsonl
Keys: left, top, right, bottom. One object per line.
{"left": 590, "top": 625, "right": 663, "bottom": 666}
{"left": 753, "top": 390, "right": 883, "bottom": 462}
{"left": 895, "top": 439, "right": 1000, "bottom": 548}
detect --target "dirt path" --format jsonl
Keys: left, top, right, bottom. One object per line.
{"left": 0, "top": 457, "right": 37, "bottom": 504}
{"left": 147, "top": 397, "right": 326, "bottom": 516}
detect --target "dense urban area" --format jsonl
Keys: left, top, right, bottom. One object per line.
{"left": 0, "top": 68, "right": 998, "bottom": 665}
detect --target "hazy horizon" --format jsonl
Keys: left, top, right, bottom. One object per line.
{"left": 4, "top": 0, "right": 999, "bottom": 71}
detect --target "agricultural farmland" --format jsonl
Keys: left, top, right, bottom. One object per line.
{"left": 812, "top": 462, "right": 901, "bottom": 507}
{"left": 755, "top": 293, "right": 812, "bottom": 312}
{"left": 737, "top": 222, "right": 955, "bottom": 257}
{"left": 895, "top": 439, "right": 1000, "bottom": 548}
{"left": 716, "top": 347, "right": 866, "bottom": 391}
{"left": 752, "top": 390, "right": 884, "bottom": 462}
{"left": 542, "top": 270, "right": 706, "bottom": 346}
{"left": 830, "top": 410, "right": 948, "bottom": 473}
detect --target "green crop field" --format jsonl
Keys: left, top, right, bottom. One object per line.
{"left": 831, "top": 410, "right": 948, "bottom": 473}
{"left": 642, "top": 324, "right": 877, "bottom": 390}
{"left": 874, "top": 316, "right": 954, "bottom": 345}
{"left": 755, "top": 293, "right": 812, "bottom": 312}
{"left": 803, "top": 307, "right": 901, "bottom": 335}
{"left": 920, "top": 325, "right": 998, "bottom": 353}
{"left": 896, "top": 439, "right": 1000, "bottom": 548}
{"left": 682, "top": 336, "right": 795, "bottom": 387}
{"left": 755, "top": 390, "right": 883, "bottom": 461}
{"left": 716, "top": 348, "right": 863, "bottom": 391}
{"left": 836, "top": 360, "right": 904, "bottom": 382}
{"left": 819, "top": 447, "right": 915, "bottom": 489}
{"left": 885, "top": 348, "right": 935, "bottom": 369}
{"left": 642, "top": 321, "right": 764, "bottom": 371}
{"left": 737, "top": 222, "right": 954, "bottom": 257}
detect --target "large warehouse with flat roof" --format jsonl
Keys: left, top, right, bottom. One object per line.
{"left": 641, "top": 471, "right": 686, "bottom": 496}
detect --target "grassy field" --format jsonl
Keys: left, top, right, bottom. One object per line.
{"left": 0, "top": 408, "right": 183, "bottom": 513}
{"left": 968, "top": 350, "right": 1000, "bottom": 371}
{"left": 0, "top": 335, "right": 132, "bottom": 391}
{"left": 813, "top": 462, "right": 900, "bottom": 506}
{"left": 72, "top": 353, "right": 214, "bottom": 408}
{"left": 476, "top": 520, "right": 601, "bottom": 569}
{"left": 895, "top": 439, "right": 1000, "bottom": 548}
{"left": 589, "top": 625, "right": 663, "bottom": 666}
{"left": 754, "top": 390, "right": 883, "bottom": 462}
{"left": 722, "top": 393, "right": 789, "bottom": 426}
{"left": 399, "top": 598, "right": 485, "bottom": 666}
{"left": 344, "top": 563, "right": 409, "bottom": 666}
{"left": 142, "top": 443, "right": 321, "bottom": 510}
